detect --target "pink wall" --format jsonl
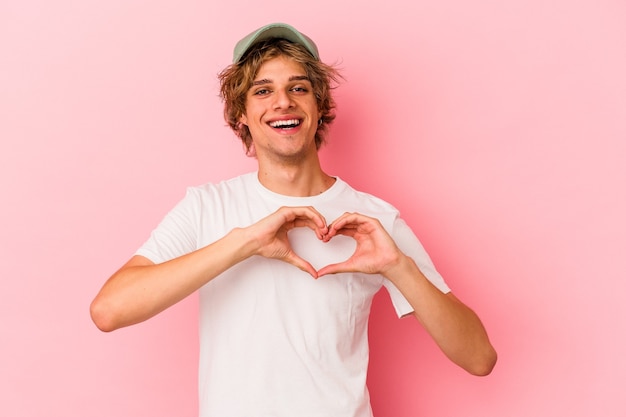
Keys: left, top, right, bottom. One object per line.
{"left": 2, "top": 1, "right": 625, "bottom": 416}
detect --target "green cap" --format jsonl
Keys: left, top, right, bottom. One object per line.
{"left": 232, "top": 22, "right": 320, "bottom": 63}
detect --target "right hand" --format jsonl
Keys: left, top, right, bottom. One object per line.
{"left": 244, "top": 206, "right": 328, "bottom": 277}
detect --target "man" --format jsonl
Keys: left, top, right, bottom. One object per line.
{"left": 91, "top": 22, "right": 496, "bottom": 417}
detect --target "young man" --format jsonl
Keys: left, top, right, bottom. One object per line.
{"left": 91, "top": 22, "right": 496, "bottom": 417}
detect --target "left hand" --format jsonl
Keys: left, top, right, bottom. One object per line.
{"left": 317, "top": 212, "right": 403, "bottom": 277}
{"left": 317, "top": 212, "right": 498, "bottom": 375}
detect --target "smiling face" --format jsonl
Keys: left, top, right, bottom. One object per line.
{"left": 239, "top": 55, "right": 321, "bottom": 165}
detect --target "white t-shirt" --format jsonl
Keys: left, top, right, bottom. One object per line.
{"left": 137, "top": 172, "right": 449, "bottom": 417}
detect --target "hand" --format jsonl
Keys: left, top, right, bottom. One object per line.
{"left": 245, "top": 206, "right": 328, "bottom": 278}
{"left": 317, "top": 212, "right": 403, "bottom": 277}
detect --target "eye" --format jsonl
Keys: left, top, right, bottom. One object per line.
{"left": 253, "top": 88, "right": 271, "bottom": 96}
{"left": 291, "top": 86, "right": 309, "bottom": 93}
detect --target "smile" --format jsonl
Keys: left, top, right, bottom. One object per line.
{"left": 269, "top": 119, "right": 301, "bottom": 129}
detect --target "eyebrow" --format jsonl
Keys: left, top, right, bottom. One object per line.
{"left": 251, "top": 75, "right": 311, "bottom": 86}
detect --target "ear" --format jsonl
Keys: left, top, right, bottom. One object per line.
{"left": 239, "top": 113, "right": 248, "bottom": 126}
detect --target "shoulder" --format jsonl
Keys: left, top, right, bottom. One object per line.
{"left": 329, "top": 178, "right": 402, "bottom": 233}
{"left": 336, "top": 178, "right": 399, "bottom": 215}
{"left": 186, "top": 172, "right": 257, "bottom": 200}
{"left": 163, "top": 173, "right": 258, "bottom": 219}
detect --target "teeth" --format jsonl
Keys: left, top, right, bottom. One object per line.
{"left": 269, "top": 119, "right": 300, "bottom": 128}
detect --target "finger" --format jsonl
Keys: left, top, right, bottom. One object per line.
{"left": 328, "top": 212, "right": 372, "bottom": 231}
{"left": 279, "top": 206, "right": 328, "bottom": 236}
{"left": 322, "top": 226, "right": 356, "bottom": 242}
{"left": 286, "top": 253, "right": 318, "bottom": 278}
{"left": 291, "top": 217, "right": 328, "bottom": 239}
{"left": 280, "top": 206, "right": 327, "bottom": 226}
{"left": 323, "top": 214, "right": 365, "bottom": 241}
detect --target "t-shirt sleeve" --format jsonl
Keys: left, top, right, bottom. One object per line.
{"left": 382, "top": 217, "right": 451, "bottom": 318}
{"left": 135, "top": 188, "right": 201, "bottom": 264}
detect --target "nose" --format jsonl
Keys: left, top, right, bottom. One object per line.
{"left": 273, "top": 89, "right": 294, "bottom": 110}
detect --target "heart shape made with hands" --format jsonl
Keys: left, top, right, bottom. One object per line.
{"left": 287, "top": 226, "right": 357, "bottom": 273}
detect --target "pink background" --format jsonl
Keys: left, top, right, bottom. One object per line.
{"left": 2, "top": 1, "right": 625, "bottom": 416}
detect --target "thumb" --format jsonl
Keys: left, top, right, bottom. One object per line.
{"left": 317, "top": 261, "right": 352, "bottom": 278}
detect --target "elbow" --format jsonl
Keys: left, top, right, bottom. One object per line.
{"left": 89, "top": 296, "right": 120, "bottom": 333}
{"left": 467, "top": 346, "right": 498, "bottom": 376}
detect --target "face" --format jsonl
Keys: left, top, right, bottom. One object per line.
{"left": 240, "top": 55, "right": 320, "bottom": 164}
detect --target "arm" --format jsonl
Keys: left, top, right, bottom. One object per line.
{"left": 317, "top": 212, "right": 497, "bottom": 376}
{"left": 90, "top": 206, "right": 329, "bottom": 332}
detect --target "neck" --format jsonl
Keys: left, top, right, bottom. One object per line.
{"left": 257, "top": 156, "right": 335, "bottom": 197}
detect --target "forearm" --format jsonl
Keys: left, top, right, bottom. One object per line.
{"left": 91, "top": 206, "right": 329, "bottom": 332}
{"left": 90, "top": 227, "right": 253, "bottom": 332}
{"left": 385, "top": 255, "right": 497, "bottom": 376}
